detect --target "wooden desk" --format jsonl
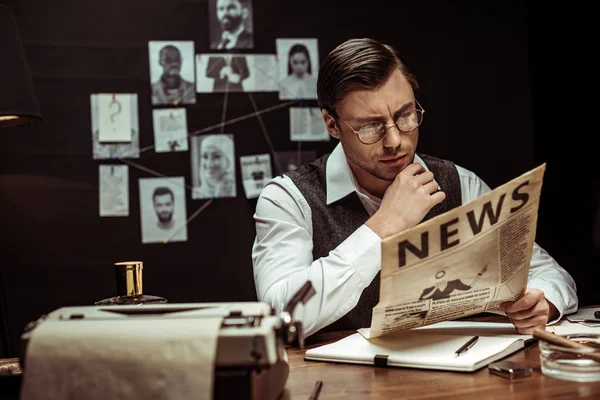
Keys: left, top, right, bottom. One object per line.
{"left": 283, "top": 314, "right": 600, "bottom": 399}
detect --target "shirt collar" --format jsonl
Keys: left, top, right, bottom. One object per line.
{"left": 325, "top": 142, "right": 429, "bottom": 205}
{"left": 221, "top": 24, "right": 245, "bottom": 46}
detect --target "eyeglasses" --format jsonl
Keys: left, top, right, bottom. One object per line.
{"left": 338, "top": 100, "right": 425, "bottom": 145}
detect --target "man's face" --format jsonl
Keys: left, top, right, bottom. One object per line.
{"left": 326, "top": 69, "right": 419, "bottom": 183}
{"left": 216, "top": 0, "right": 245, "bottom": 32}
{"left": 159, "top": 48, "right": 182, "bottom": 86}
{"left": 153, "top": 193, "right": 174, "bottom": 223}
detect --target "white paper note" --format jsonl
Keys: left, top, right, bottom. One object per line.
{"left": 240, "top": 153, "right": 272, "bottom": 199}
{"left": 99, "top": 165, "right": 129, "bottom": 217}
{"left": 290, "top": 107, "right": 329, "bottom": 141}
{"left": 153, "top": 108, "right": 189, "bottom": 152}
{"left": 98, "top": 94, "right": 132, "bottom": 142}
{"left": 20, "top": 317, "right": 223, "bottom": 400}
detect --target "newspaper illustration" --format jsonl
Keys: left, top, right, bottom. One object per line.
{"left": 363, "top": 164, "right": 546, "bottom": 339}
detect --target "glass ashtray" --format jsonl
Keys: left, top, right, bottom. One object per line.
{"left": 539, "top": 333, "right": 600, "bottom": 382}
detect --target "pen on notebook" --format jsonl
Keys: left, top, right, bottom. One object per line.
{"left": 455, "top": 336, "right": 479, "bottom": 357}
{"left": 308, "top": 380, "right": 323, "bottom": 400}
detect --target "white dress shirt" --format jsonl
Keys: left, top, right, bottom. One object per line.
{"left": 217, "top": 24, "right": 245, "bottom": 50}
{"left": 252, "top": 143, "right": 578, "bottom": 337}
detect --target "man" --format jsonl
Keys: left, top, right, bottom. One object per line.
{"left": 153, "top": 186, "right": 175, "bottom": 230}
{"left": 252, "top": 38, "right": 578, "bottom": 337}
{"left": 151, "top": 45, "right": 195, "bottom": 105}
{"left": 205, "top": 55, "right": 249, "bottom": 92}
{"left": 211, "top": 0, "right": 253, "bottom": 50}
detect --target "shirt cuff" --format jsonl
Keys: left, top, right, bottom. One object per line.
{"left": 335, "top": 224, "right": 382, "bottom": 284}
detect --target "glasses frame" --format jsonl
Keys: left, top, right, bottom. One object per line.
{"left": 338, "top": 99, "right": 425, "bottom": 145}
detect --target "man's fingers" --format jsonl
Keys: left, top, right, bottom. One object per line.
{"left": 507, "top": 299, "right": 550, "bottom": 321}
{"left": 510, "top": 314, "right": 548, "bottom": 334}
{"left": 415, "top": 171, "right": 434, "bottom": 184}
{"left": 401, "top": 162, "right": 426, "bottom": 177}
{"left": 423, "top": 180, "right": 440, "bottom": 195}
{"left": 430, "top": 190, "right": 446, "bottom": 205}
{"left": 501, "top": 289, "right": 544, "bottom": 313}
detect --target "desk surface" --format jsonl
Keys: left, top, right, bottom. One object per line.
{"left": 283, "top": 314, "right": 600, "bottom": 399}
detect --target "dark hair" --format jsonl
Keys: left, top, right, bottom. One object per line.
{"left": 317, "top": 38, "right": 419, "bottom": 117}
{"left": 159, "top": 45, "right": 181, "bottom": 59}
{"left": 219, "top": 0, "right": 249, "bottom": 7}
{"left": 153, "top": 186, "right": 174, "bottom": 202}
{"left": 287, "top": 44, "right": 312, "bottom": 75}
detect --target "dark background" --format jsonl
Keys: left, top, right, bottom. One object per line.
{"left": 0, "top": 0, "right": 596, "bottom": 357}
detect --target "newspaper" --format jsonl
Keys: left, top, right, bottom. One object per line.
{"left": 364, "top": 164, "right": 546, "bottom": 339}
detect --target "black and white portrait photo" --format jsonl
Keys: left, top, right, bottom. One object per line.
{"left": 139, "top": 177, "right": 188, "bottom": 244}
{"left": 276, "top": 38, "right": 319, "bottom": 100}
{"left": 208, "top": 0, "right": 254, "bottom": 50}
{"left": 289, "top": 107, "right": 330, "bottom": 142}
{"left": 90, "top": 93, "right": 140, "bottom": 160}
{"left": 148, "top": 41, "right": 196, "bottom": 106}
{"left": 196, "top": 54, "right": 278, "bottom": 93}
{"left": 191, "top": 134, "right": 237, "bottom": 199}
{"left": 196, "top": 53, "right": 248, "bottom": 93}
{"left": 239, "top": 154, "right": 272, "bottom": 199}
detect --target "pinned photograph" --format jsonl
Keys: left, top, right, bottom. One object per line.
{"left": 273, "top": 150, "right": 317, "bottom": 175}
{"left": 152, "top": 108, "right": 189, "bottom": 153}
{"left": 191, "top": 134, "right": 237, "bottom": 199}
{"left": 208, "top": 0, "right": 254, "bottom": 50}
{"left": 196, "top": 54, "right": 278, "bottom": 93}
{"left": 91, "top": 93, "right": 140, "bottom": 160}
{"left": 290, "top": 107, "right": 329, "bottom": 142}
{"left": 240, "top": 154, "right": 272, "bottom": 199}
{"left": 148, "top": 41, "right": 196, "bottom": 105}
{"left": 139, "top": 177, "right": 188, "bottom": 244}
{"left": 276, "top": 39, "right": 319, "bottom": 100}
{"left": 99, "top": 165, "right": 129, "bottom": 217}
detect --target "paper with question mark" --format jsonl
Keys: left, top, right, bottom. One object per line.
{"left": 152, "top": 108, "right": 189, "bottom": 153}
{"left": 98, "top": 94, "right": 132, "bottom": 142}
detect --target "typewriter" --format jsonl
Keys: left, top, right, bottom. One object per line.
{"left": 16, "top": 282, "right": 316, "bottom": 400}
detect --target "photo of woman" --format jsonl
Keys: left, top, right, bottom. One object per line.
{"left": 191, "top": 134, "right": 237, "bottom": 199}
{"left": 276, "top": 39, "right": 319, "bottom": 100}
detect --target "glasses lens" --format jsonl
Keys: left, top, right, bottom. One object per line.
{"left": 396, "top": 110, "right": 423, "bottom": 132}
{"left": 358, "top": 123, "right": 385, "bottom": 144}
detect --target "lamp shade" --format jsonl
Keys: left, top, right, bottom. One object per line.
{"left": 0, "top": 4, "right": 41, "bottom": 129}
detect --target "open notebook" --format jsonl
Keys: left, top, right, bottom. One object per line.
{"left": 304, "top": 321, "right": 534, "bottom": 372}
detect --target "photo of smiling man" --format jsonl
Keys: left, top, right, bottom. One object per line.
{"left": 148, "top": 41, "right": 196, "bottom": 105}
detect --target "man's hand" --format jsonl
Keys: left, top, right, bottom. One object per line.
{"left": 219, "top": 66, "right": 233, "bottom": 79}
{"left": 366, "top": 162, "right": 446, "bottom": 238}
{"left": 501, "top": 288, "right": 559, "bottom": 334}
{"left": 228, "top": 73, "right": 241, "bottom": 84}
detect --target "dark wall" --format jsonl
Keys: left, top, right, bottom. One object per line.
{"left": 526, "top": 5, "right": 598, "bottom": 307}
{"left": 1, "top": 0, "right": 594, "bottom": 357}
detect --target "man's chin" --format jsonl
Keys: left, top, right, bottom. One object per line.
{"left": 372, "top": 167, "right": 401, "bottom": 182}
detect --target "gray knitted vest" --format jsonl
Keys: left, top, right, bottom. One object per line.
{"left": 286, "top": 153, "right": 462, "bottom": 332}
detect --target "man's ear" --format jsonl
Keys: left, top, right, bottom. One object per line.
{"left": 242, "top": 7, "right": 249, "bottom": 19}
{"left": 322, "top": 109, "right": 340, "bottom": 140}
